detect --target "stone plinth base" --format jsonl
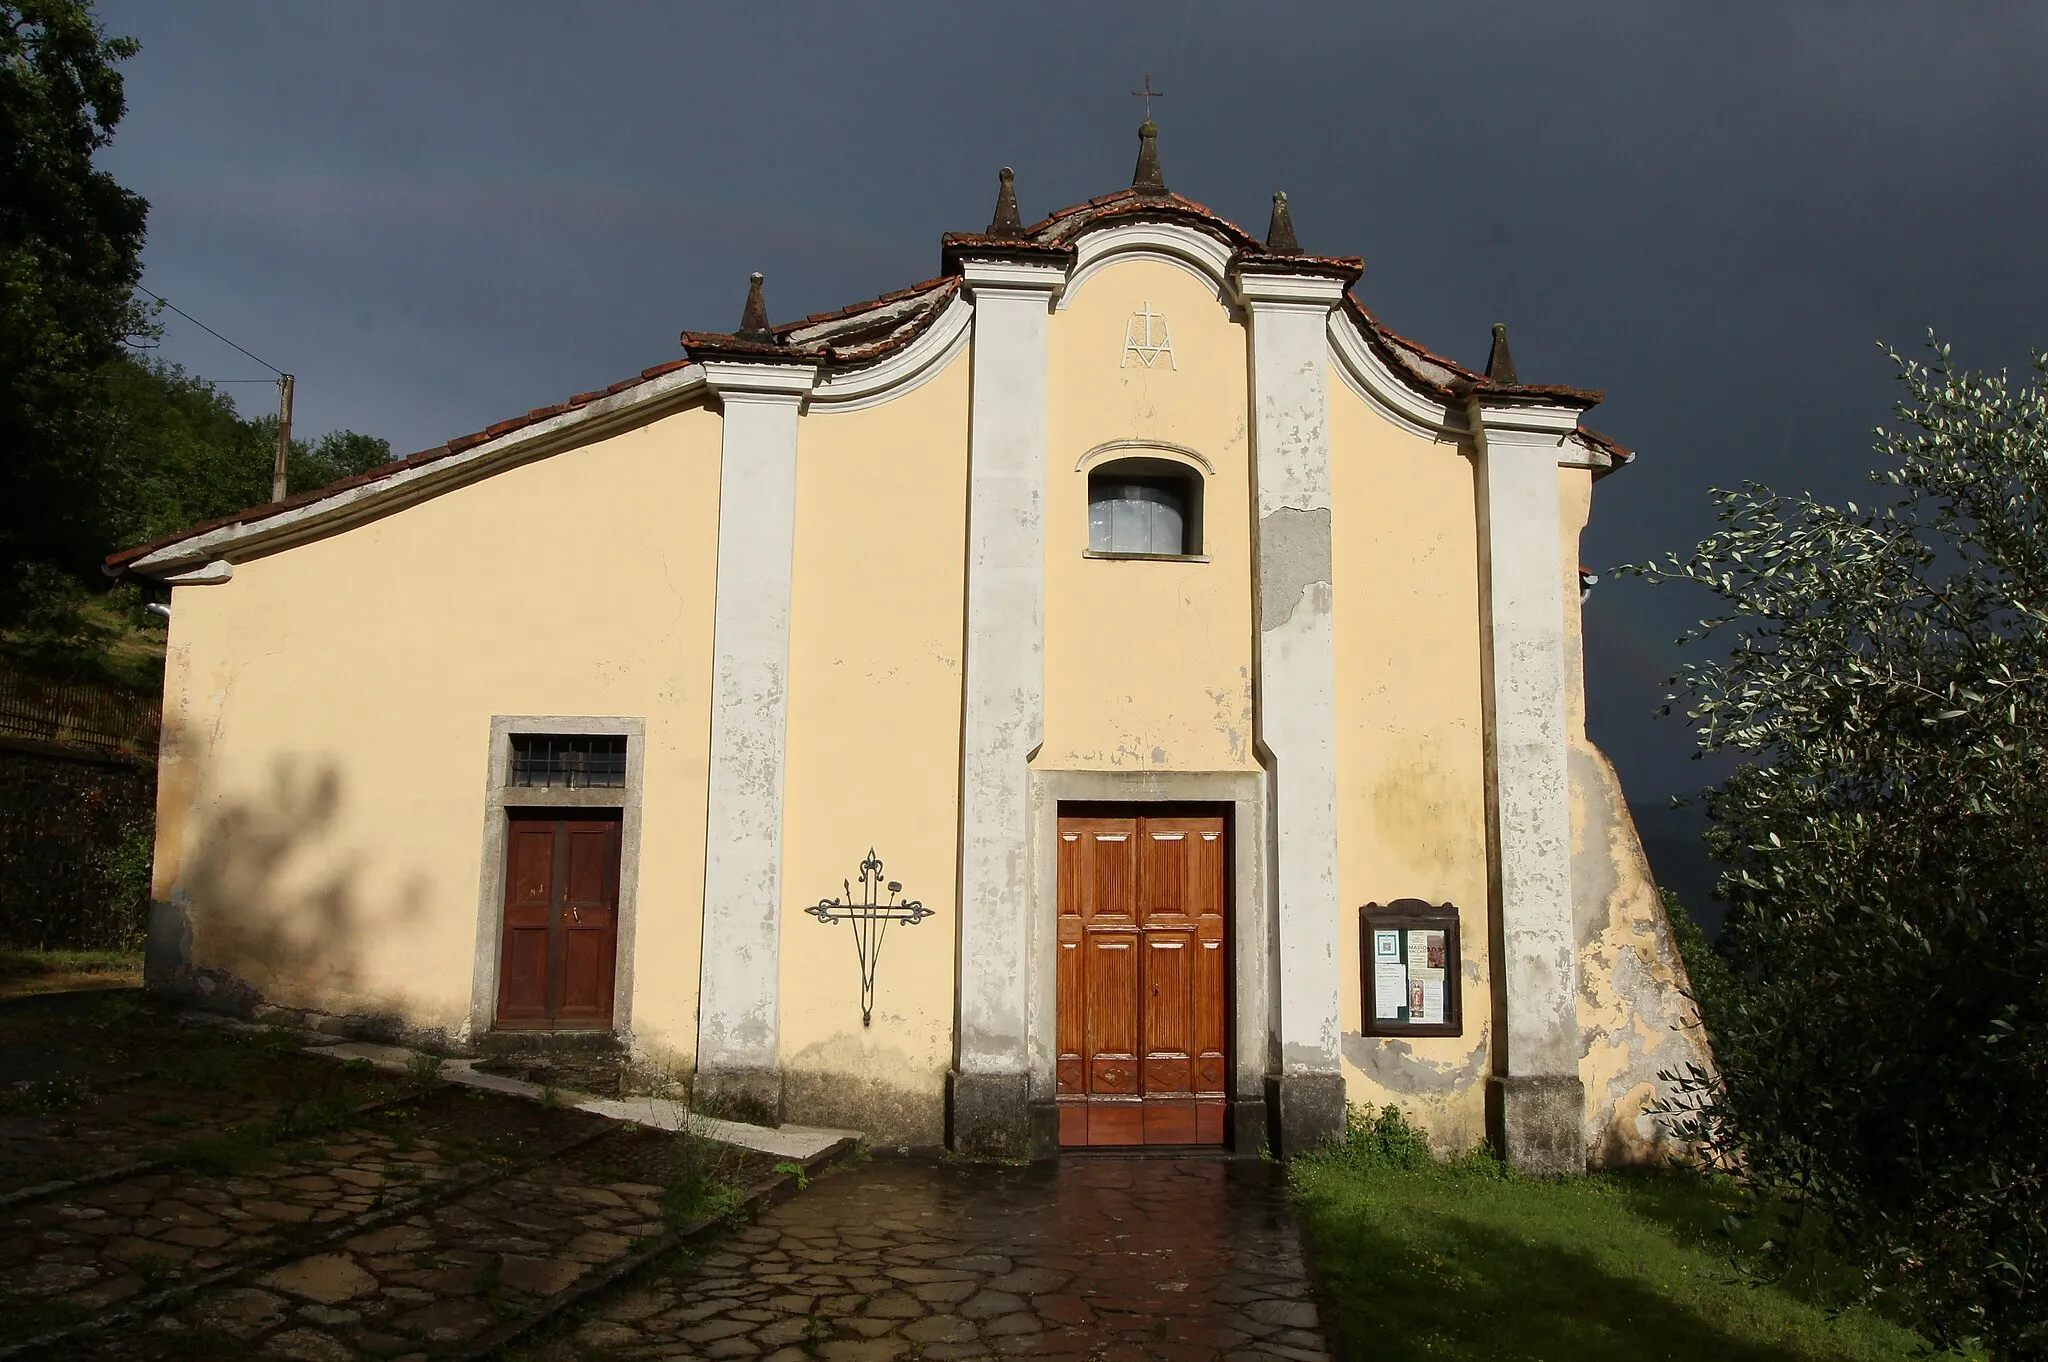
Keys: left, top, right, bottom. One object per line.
{"left": 1490, "top": 1074, "right": 1585, "bottom": 1176}
{"left": 1268, "top": 1073, "right": 1346, "bottom": 1158}
{"left": 694, "top": 1067, "right": 784, "bottom": 1128}
{"left": 948, "top": 1071, "right": 1033, "bottom": 1158}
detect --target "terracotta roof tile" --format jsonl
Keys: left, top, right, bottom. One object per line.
{"left": 109, "top": 176, "right": 1629, "bottom": 574}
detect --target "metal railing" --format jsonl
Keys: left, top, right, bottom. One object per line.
{"left": 0, "top": 661, "right": 160, "bottom": 759}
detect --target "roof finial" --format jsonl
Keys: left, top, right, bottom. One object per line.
{"left": 1132, "top": 118, "right": 1165, "bottom": 194}
{"left": 1265, "top": 191, "right": 1300, "bottom": 254}
{"left": 1485, "top": 322, "right": 1518, "bottom": 384}
{"left": 988, "top": 166, "right": 1024, "bottom": 238}
{"left": 738, "top": 272, "right": 775, "bottom": 344}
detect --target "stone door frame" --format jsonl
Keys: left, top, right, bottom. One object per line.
{"left": 467, "top": 714, "right": 647, "bottom": 1047}
{"left": 1025, "top": 768, "right": 1273, "bottom": 1155}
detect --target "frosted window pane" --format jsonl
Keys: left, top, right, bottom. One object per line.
{"left": 1148, "top": 497, "right": 1184, "bottom": 554}
{"left": 1089, "top": 477, "right": 1187, "bottom": 554}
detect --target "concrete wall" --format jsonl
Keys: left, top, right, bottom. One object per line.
{"left": 778, "top": 347, "right": 970, "bottom": 1144}
{"left": 149, "top": 402, "right": 724, "bottom": 1069}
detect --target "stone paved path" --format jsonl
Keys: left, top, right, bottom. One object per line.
{"left": 548, "top": 1156, "right": 1328, "bottom": 1362}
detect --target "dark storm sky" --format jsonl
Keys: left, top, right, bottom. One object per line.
{"left": 93, "top": 1, "right": 2048, "bottom": 839}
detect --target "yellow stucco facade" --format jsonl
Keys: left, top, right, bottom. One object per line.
{"left": 1327, "top": 370, "right": 1495, "bottom": 1153}
{"left": 1041, "top": 258, "right": 1256, "bottom": 774}
{"left": 153, "top": 404, "right": 723, "bottom": 1063}
{"left": 778, "top": 348, "right": 970, "bottom": 1144}
{"left": 131, "top": 188, "right": 1703, "bottom": 1168}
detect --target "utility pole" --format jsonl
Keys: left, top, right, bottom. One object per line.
{"left": 271, "top": 373, "right": 295, "bottom": 502}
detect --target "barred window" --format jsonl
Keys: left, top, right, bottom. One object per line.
{"left": 509, "top": 734, "right": 627, "bottom": 789}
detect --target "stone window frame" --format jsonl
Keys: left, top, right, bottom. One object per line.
{"left": 467, "top": 714, "right": 647, "bottom": 1044}
{"left": 1076, "top": 440, "right": 1213, "bottom": 564}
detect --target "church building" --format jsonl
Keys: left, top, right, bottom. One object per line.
{"left": 111, "top": 123, "right": 1709, "bottom": 1172}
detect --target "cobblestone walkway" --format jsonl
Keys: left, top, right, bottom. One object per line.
{"left": 547, "top": 1156, "right": 1328, "bottom": 1362}
{"left": 4, "top": 1075, "right": 782, "bottom": 1360}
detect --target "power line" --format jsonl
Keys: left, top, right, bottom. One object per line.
{"left": 133, "top": 284, "right": 298, "bottom": 502}
{"left": 134, "top": 285, "right": 285, "bottom": 378}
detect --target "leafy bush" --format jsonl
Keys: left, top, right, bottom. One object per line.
{"left": 99, "top": 815, "right": 152, "bottom": 950}
{"left": 1326, "top": 1102, "right": 1440, "bottom": 1173}
{"left": 1630, "top": 338, "right": 2048, "bottom": 1358}
{"left": 1660, "top": 887, "right": 1740, "bottom": 1041}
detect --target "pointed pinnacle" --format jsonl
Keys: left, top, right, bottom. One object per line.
{"left": 1132, "top": 119, "right": 1165, "bottom": 194}
{"left": 738, "top": 272, "right": 775, "bottom": 344}
{"left": 988, "top": 166, "right": 1025, "bottom": 237}
{"left": 1265, "top": 191, "right": 1301, "bottom": 254}
{"left": 1485, "top": 322, "right": 1518, "bottom": 384}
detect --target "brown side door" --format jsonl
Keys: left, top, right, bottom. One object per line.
{"left": 1057, "top": 813, "right": 1227, "bottom": 1146}
{"left": 495, "top": 815, "right": 621, "bottom": 1029}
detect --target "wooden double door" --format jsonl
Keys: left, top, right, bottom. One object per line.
{"left": 1057, "top": 813, "right": 1229, "bottom": 1146}
{"left": 495, "top": 815, "right": 621, "bottom": 1029}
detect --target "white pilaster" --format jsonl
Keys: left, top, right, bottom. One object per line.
{"left": 1470, "top": 397, "right": 1583, "bottom": 1173}
{"left": 696, "top": 360, "right": 816, "bottom": 1121}
{"left": 1239, "top": 269, "right": 1348, "bottom": 1153}
{"left": 951, "top": 257, "right": 1064, "bottom": 1154}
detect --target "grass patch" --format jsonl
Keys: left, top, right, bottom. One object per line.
{"left": 0, "top": 948, "right": 141, "bottom": 1000}
{"left": 161, "top": 1123, "right": 281, "bottom": 1176}
{"left": 1291, "top": 1105, "right": 1951, "bottom": 1362}
{"left": 660, "top": 1123, "right": 746, "bottom": 1228}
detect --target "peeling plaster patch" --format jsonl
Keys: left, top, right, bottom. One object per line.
{"left": 1258, "top": 507, "right": 1332, "bottom": 632}
{"left": 1572, "top": 738, "right": 1715, "bottom": 1167}
{"left": 1150, "top": 747, "right": 1168, "bottom": 764}
{"left": 1341, "top": 1032, "right": 1488, "bottom": 1095}
{"left": 1283, "top": 1039, "right": 1337, "bottom": 1075}
{"left": 1570, "top": 747, "right": 1622, "bottom": 950}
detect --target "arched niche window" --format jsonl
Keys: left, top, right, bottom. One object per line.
{"left": 1087, "top": 457, "right": 1204, "bottom": 558}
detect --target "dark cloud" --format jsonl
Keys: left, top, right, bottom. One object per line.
{"left": 96, "top": 0, "right": 2048, "bottom": 840}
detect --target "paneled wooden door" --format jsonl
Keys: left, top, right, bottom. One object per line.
{"left": 495, "top": 815, "right": 621, "bottom": 1029}
{"left": 1056, "top": 813, "right": 1228, "bottom": 1146}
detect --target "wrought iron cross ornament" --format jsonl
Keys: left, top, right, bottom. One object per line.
{"left": 806, "top": 849, "right": 931, "bottom": 1027}
{"left": 1131, "top": 75, "right": 1166, "bottom": 120}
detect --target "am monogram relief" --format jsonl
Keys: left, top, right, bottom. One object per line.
{"left": 1120, "top": 301, "right": 1177, "bottom": 370}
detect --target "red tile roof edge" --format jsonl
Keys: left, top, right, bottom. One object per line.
{"left": 1343, "top": 296, "right": 1604, "bottom": 409}
{"left": 108, "top": 191, "right": 1624, "bottom": 573}
{"left": 105, "top": 354, "right": 702, "bottom": 571}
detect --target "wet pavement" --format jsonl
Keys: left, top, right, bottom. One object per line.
{"left": 548, "top": 1155, "right": 1329, "bottom": 1362}
{"left": 2, "top": 994, "right": 1329, "bottom": 1360}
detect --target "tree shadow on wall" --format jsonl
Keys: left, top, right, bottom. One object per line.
{"left": 164, "top": 751, "right": 428, "bottom": 1024}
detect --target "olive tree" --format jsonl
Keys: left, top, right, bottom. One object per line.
{"left": 1632, "top": 339, "right": 2048, "bottom": 1358}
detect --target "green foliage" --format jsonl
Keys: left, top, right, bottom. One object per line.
{"left": 405, "top": 1049, "right": 444, "bottom": 1089}
{"left": 1, "top": 4, "right": 390, "bottom": 672}
{"left": 0, "top": 0, "right": 150, "bottom": 614}
{"left": 1627, "top": 337, "right": 2048, "bottom": 1358}
{"left": 93, "top": 354, "right": 393, "bottom": 567}
{"left": 1660, "top": 886, "right": 1741, "bottom": 1043}
{"left": 661, "top": 1121, "right": 745, "bottom": 1227}
{"left": 2, "top": 354, "right": 393, "bottom": 679}
{"left": 1326, "top": 1102, "right": 1439, "bottom": 1172}
{"left": 98, "top": 815, "right": 151, "bottom": 950}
